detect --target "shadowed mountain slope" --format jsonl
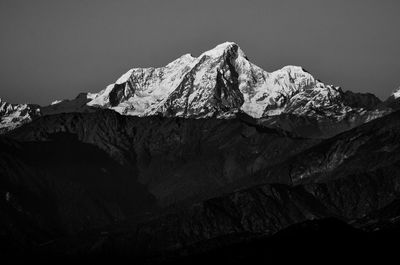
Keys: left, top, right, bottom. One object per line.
{"left": 8, "top": 110, "right": 316, "bottom": 205}
{"left": 0, "top": 134, "right": 156, "bottom": 254}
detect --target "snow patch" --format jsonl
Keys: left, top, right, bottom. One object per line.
{"left": 51, "top": 100, "right": 63, "bottom": 105}
{"left": 393, "top": 87, "right": 400, "bottom": 99}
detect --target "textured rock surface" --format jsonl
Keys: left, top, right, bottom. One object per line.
{"left": 0, "top": 98, "right": 41, "bottom": 133}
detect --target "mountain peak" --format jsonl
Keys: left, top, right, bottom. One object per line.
{"left": 392, "top": 86, "right": 400, "bottom": 99}
{"left": 83, "top": 42, "right": 390, "bottom": 122}
{"left": 201, "top": 41, "right": 247, "bottom": 59}
{"left": 0, "top": 42, "right": 395, "bottom": 139}
{"left": 0, "top": 98, "right": 41, "bottom": 133}
{"left": 280, "top": 65, "right": 309, "bottom": 73}
{"left": 383, "top": 86, "right": 400, "bottom": 110}
{"left": 209, "top": 41, "right": 238, "bottom": 51}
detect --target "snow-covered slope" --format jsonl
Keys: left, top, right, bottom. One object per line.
{"left": 384, "top": 86, "right": 400, "bottom": 110}
{"left": 0, "top": 93, "right": 96, "bottom": 133}
{"left": 87, "top": 42, "right": 388, "bottom": 122}
{"left": 0, "top": 98, "right": 41, "bottom": 133}
{"left": 393, "top": 86, "right": 400, "bottom": 99}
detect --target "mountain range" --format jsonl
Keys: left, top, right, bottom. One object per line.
{"left": 1, "top": 42, "right": 400, "bottom": 263}
{"left": 1, "top": 42, "right": 398, "bottom": 138}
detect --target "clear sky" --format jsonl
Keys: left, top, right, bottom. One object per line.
{"left": 1, "top": 0, "right": 399, "bottom": 105}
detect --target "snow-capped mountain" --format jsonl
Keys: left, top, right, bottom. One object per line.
{"left": 0, "top": 98, "right": 41, "bottom": 133}
{"left": 0, "top": 42, "right": 393, "bottom": 137}
{"left": 87, "top": 42, "right": 388, "bottom": 123}
{"left": 384, "top": 86, "right": 400, "bottom": 110}
{"left": 0, "top": 93, "right": 96, "bottom": 133}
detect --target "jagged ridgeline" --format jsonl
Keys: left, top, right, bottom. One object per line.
{"left": 1, "top": 42, "right": 397, "bottom": 138}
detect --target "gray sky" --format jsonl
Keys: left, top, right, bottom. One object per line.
{"left": 1, "top": 0, "right": 399, "bottom": 105}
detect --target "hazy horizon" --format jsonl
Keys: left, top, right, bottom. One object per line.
{"left": 1, "top": 0, "right": 399, "bottom": 105}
